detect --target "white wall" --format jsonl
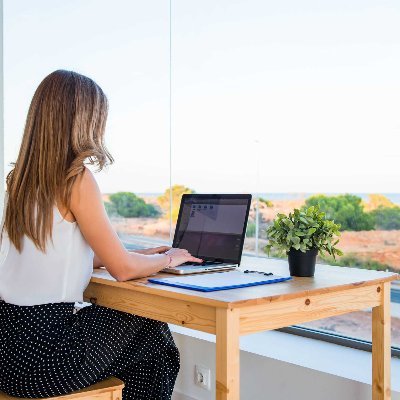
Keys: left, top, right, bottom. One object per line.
{"left": 172, "top": 332, "right": 400, "bottom": 400}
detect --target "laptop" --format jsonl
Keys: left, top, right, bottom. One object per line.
{"left": 163, "top": 194, "right": 252, "bottom": 274}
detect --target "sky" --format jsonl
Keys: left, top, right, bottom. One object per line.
{"left": 3, "top": 0, "right": 400, "bottom": 194}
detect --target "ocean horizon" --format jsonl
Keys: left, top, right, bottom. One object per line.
{"left": 130, "top": 192, "right": 400, "bottom": 205}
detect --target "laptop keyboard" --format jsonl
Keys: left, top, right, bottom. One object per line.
{"left": 181, "top": 261, "right": 227, "bottom": 267}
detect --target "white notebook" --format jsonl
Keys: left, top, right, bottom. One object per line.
{"left": 148, "top": 270, "right": 292, "bottom": 292}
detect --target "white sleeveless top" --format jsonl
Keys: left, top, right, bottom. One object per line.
{"left": 0, "top": 194, "right": 94, "bottom": 306}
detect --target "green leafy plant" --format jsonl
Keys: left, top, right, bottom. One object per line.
{"left": 265, "top": 206, "right": 343, "bottom": 259}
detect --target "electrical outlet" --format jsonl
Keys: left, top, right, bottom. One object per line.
{"left": 194, "top": 364, "right": 211, "bottom": 390}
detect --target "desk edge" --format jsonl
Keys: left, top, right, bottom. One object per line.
{"left": 88, "top": 273, "right": 399, "bottom": 309}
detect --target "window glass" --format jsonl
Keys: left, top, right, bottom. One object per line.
{"left": 171, "top": 0, "right": 400, "bottom": 348}
{"left": 4, "top": 0, "right": 171, "bottom": 248}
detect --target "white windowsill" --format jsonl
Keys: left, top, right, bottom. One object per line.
{"left": 170, "top": 325, "right": 400, "bottom": 393}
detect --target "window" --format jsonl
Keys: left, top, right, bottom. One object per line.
{"left": 4, "top": 0, "right": 171, "bottom": 247}
{"left": 3, "top": 0, "right": 399, "bottom": 352}
{"left": 170, "top": 0, "right": 400, "bottom": 351}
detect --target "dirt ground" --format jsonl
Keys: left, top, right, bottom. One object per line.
{"left": 339, "top": 230, "right": 400, "bottom": 269}
{"left": 111, "top": 217, "right": 171, "bottom": 239}
{"left": 302, "top": 311, "right": 400, "bottom": 345}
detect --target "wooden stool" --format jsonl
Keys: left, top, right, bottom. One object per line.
{"left": 0, "top": 377, "right": 124, "bottom": 400}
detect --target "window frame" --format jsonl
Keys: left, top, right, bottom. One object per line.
{"left": 279, "top": 325, "right": 400, "bottom": 359}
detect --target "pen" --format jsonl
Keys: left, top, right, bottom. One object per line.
{"left": 243, "top": 270, "right": 273, "bottom": 276}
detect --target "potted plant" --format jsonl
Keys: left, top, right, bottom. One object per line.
{"left": 265, "top": 206, "right": 343, "bottom": 277}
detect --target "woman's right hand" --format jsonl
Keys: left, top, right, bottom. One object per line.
{"left": 165, "top": 248, "right": 203, "bottom": 268}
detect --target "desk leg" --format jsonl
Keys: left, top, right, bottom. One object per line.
{"left": 216, "top": 308, "right": 240, "bottom": 400}
{"left": 372, "top": 282, "right": 391, "bottom": 400}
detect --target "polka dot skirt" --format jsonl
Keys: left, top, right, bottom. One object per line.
{"left": 0, "top": 301, "right": 180, "bottom": 399}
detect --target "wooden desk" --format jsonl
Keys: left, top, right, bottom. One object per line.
{"left": 84, "top": 257, "right": 399, "bottom": 400}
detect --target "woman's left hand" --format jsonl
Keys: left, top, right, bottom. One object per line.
{"left": 131, "top": 246, "right": 172, "bottom": 255}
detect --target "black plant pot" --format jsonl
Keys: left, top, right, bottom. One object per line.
{"left": 287, "top": 248, "right": 318, "bottom": 277}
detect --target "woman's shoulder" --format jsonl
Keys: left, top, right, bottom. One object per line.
{"left": 71, "top": 167, "right": 102, "bottom": 209}
{"left": 73, "top": 167, "right": 99, "bottom": 191}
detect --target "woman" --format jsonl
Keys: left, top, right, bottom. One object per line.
{"left": 0, "top": 70, "right": 202, "bottom": 399}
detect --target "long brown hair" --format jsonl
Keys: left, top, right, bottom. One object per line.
{"left": 4, "top": 70, "right": 113, "bottom": 252}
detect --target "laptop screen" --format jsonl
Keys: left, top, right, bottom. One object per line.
{"left": 173, "top": 194, "right": 251, "bottom": 264}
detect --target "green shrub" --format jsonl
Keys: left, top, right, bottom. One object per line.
{"left": 104, "top": 201, "right": 119, "bottom": 217}
{"left": 304, "top": 194, "right": 374, "bottom": 231}
{"left": 320, "top": 254, "right": 395, "bottom": 273}
{"left": 109, "top": 192, "right": 160, "bottom": 218}
{"left": 246, "top": 222, "right": 256, "bottom": 237}
{"left": 157, "top": 185, "right": 195, "bottom": 221}
{"left": 365, "top": 194, "right": 395, "bottom": 210}
{"left": 370, "top": 206, "right": 400, "bottom": 230}
{"left": 259, "top": 197, "right": 273, "bottom": 207}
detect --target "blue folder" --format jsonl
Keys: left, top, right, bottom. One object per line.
{"left": 148, "top": 270, "right": 292, "bottom": 292}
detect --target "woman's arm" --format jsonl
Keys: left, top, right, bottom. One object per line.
{"left": 131, "top": 246, "right": 171, "bottom": 255}
{"left": 71, "top": 168, "right": 202, "bottom": 281}
{"left": 93, "top": 247, "right": 171, "bottom": 268}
